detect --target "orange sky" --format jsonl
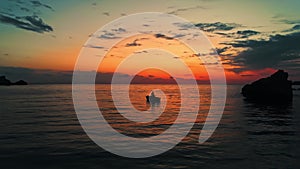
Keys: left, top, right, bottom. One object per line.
{"left": 98, "top": 33, "right": 210, "bottom": 81}
{"left": 96, "top": 33, "right": 270, "bottom": 84}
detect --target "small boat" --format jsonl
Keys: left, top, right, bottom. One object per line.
{"left": 146, "top": 92, "right": 161, "bottom": 103}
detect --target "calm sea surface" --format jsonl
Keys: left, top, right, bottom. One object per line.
{"left": 0, "top": 84, "right": 299, "bottom": 169}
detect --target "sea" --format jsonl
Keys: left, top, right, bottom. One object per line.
{"left": 0, "top": 84, "right": 299, "bottom": 169}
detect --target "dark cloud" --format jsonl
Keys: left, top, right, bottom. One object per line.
{"left": 215, "top": 32, "right": 228, "bottom": 36}
{"left": 83, "top": 44, "right": 104, "bottom": 49}
{"left": 154, "top": 33, "right": 174, "bottom": 40}
{"left": 103, "top": 12, "right": 110, "bottom": 16}
{"left": 216, "top": 46, "right": 231, "bottom": 55}
{"left": 98, "top": 32, "right": 120, "bottom": 39}
{"left": 192, "top": 53, "right": 201, "bottom": 57}
{"left": 284, "top": 24, "right": 300, "bottom": 32}
{"left": 217, "top": 30, "right": 260, "bottom": 39}
{"left": 173, "top": 22, "right": 194, "bottom": 30}
{"left": 30, "top": 1, "right": 54, "bottom": 11}
{"left": 195, "top": 22, "right": 240, "bottom": 32}
{"left": 236, "top": 30, "right": 260, "bottom": 38}
{"left": 3, "top": 0, "right": 54, "bottom": 14}
{"left": 20, "top": 7, "right": 30, "bottom": 12}
{"left": 0, "top": 0, "right": 55, "bottom": 33}
{"left": 220, "top": 40, "right": 264, "bottom": 48}
{"left": 111, "top": 27, "right": 126, "bottom": 33}
{"left": 280, "top": 24, "right": 300, "bottom": 33}
{"left": 0, "top": 14, "right": 53, "bottom": 33}
{"left": 231, "top": 32, "right": 300, "bottom": 72}
{"left": 172, "top": 33, "right": 186, "bottom": 38}
{"left": 134, "top": 50, "right": 148, "bottom": 54}
{"left": 125, "top": 39, "right": 141, "bottom": 47}
{"left": 292, "top": 25, "right": 300, "bottom": 30}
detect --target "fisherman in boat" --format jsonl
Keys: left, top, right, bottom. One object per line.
{"left": 146, "top": 91, "right": 161, "bottom": 103}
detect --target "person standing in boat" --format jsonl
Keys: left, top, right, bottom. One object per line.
{"left": 150, "top": 91, "right": 155, "bottom": 97}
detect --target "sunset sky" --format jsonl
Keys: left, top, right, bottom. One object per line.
{"left": 0, "top": 0, "right": 300, "bottom": 84}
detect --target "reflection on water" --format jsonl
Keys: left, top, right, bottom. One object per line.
{"left": 241, "top": 97, "right": 298, "bottom": 168}
{"left": 0, "top": 84, "right": 299, "bottom": 169}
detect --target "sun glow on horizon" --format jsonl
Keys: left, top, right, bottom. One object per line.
{"left": 97, "top": 33, "right": 212, "bottom": 81}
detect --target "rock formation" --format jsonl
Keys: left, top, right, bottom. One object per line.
{"left": 0, "top": 76, "right": 12, "bottom": 85}
{"left": 242, "top": 70, "right": 293, "bottom": 103}
{"left": 13, "top": 80, "right": 28, "bottom": 85}
{"left": 0, "top": 76, "right": 28, "bottom": 86}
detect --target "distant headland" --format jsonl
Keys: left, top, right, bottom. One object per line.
{"left": 0, "top": 76, "right": 28, "bottom": 86}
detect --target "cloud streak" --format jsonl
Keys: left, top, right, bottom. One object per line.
{"left": 154, "top": 33, "right": 174, "bottom": 40}
{"left": 30, "top": 0, "right": 54, "bottom": 11}
{"left": 0, "top": 0, "right": 54, "bottom": 33}
{"left": 125, "top": 39, "right": 141, "bottom": 47}
{"left": 195, "top": 22, "right": 240, "bottom": 32}
{"left": 236, "top": 30, "right": 260, "bottom": 38}
{"left": 0, "top": 14, "right": 53, "bottom": 33}
{"left": 83, "top": 44, "right": 105, "bottom": 49}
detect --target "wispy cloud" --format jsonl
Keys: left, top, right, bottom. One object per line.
{"left": 154, "top": 33, "right": 174, "bottom": 40}
{"left": 0, "top": 0, "right": 54, "bottom": 33}
{"left": 0, "top": 14, "right": 53, "bottom": 33}
{"left": 111, "top": 27, "right": 126, "bottom": 33}
{"left": 30, "top": 0, "right": 54, "bottom": 11}
{"left": 216, "top": 46, "right": 231, "bottom": 55}
{"left": 236, "top": 30, "right": 260, "bottom": 38}
{"left": 20, "top": 7, "right": 30, "bottom": 12}
{"left": 83, "top": 44, "right": 105, "bottom": 49}
{"left": 134, "top": 50, "right": 148, "bottom": 54}
{"left": 195, "top": 22, "right": 241, "bottom": 32}
{"left": 215, "top": 30, "right": 260, "bottom": 39}
{"left": 168, "top": 5, "right": 206, "bottom": 15}
{"left": 278, "top": 19, "right": 300, "bottom": 25}
{"left": 98, "top": 32, "right": 120, "bottom": 39}
{"left": 103, "top": 12, "right": 110, "bottom": 16}
{"left": 283, "top": 24, "right": 300, "bottom": 32}
{"left": 125, "top": 39, "right": 141, "bottom": 47}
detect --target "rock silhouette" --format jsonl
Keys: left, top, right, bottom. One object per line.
{"left": 0, "top": 76, "right": 12, "bottom": 85}
{"left": 13, "top": 80, "right": 28, "bottom": 85}
{"left": 242, "top": 70, "right": 293, "bottom": 103}
{"left": 0, "top": 76, "right": 28, "bottom": 86}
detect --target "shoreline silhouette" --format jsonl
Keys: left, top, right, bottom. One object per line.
{"left": 0, "top": 76, "right": 28, "bottom": 86}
